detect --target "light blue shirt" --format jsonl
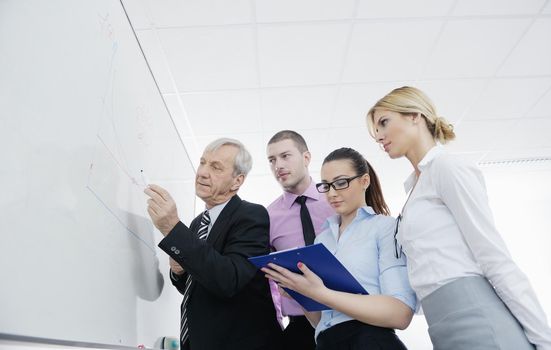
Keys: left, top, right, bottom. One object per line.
{"left": 314, "top": 206, "right": 417, "bottom": 339}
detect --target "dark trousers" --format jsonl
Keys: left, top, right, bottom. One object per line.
{"left": 316, "top": 320, "right": 407, "bottom": 350}
{"left": 282, "top": 315, "right": 316, "bottom": 350}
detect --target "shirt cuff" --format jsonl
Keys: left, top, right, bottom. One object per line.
{"left": 170, "top": 269, "right": 183, "bottom": 282}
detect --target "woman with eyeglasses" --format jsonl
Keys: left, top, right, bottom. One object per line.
{"left": 367, "top": 86, "right": 551, "bottom": 350}
{"left": 262, "top": 147, "right": 417, "bottom": 350}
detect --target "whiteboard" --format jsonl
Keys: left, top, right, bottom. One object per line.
{"left": 0, "top": 0, "right": 195, "bottom": 346}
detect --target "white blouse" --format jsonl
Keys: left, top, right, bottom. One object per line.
{"left": 398, "top": 145, "right": 551, "bottom": 349}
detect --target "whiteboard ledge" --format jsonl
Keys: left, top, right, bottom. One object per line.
{"left": 0, "top": 333, "right": 158, "bottom": 350}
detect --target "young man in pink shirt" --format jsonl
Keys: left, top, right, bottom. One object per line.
{"left": 266, "top": 130, "right": 335, "bottom": 349}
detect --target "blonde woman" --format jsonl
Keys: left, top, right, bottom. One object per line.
{"left": 366, "top": 86, "right": 551, "bottom": 349}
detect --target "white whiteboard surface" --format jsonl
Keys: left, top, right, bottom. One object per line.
{"left": 0, "top": 0, "right": 195, "bottom": 346}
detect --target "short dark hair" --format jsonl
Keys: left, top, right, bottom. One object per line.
{"left": 268, "top": 130, "right": 309, "bottom": 153}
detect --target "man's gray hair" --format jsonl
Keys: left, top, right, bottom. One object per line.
{"left": 204, "top": 138, "right": 253, "bottom": 176}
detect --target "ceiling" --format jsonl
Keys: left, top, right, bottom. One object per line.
{"left": 121, "top": 0, "right": 551, "bottom": 209}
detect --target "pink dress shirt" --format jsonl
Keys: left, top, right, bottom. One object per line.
{"left": 267, "top": 179, "right": 335, "bottom": 318}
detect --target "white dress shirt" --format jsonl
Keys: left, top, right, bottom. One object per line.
{"left": 203, "top": 199, "right": 230, "bottom": 237}
{"left": 398, "top": 145, "right": 551, "bottom": 349}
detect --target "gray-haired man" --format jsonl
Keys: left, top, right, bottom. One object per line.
{"left": 145, "top": 138, "right": 282, "bottom": 350}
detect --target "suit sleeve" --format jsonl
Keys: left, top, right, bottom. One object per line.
{"left": 158, "top": 202, "right": 270, "bottom": 299}
{"left": 168, "top": 269, "right": 188, "bottom": 295}
{"left": 165, "top": 218, "right": 198, "bottom": 295}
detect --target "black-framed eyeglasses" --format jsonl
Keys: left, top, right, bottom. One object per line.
{"left": 394, "top": 213, "right": 403, "bottom": 259}
{"left": 316, "top": 174, "right": 363, "bottom": 193}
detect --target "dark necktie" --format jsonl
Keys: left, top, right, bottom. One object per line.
{"left": 181, "top": 210, "right": 210, "bottom": 348}
{"left": 295, "top": 195, "right": 316, "bottom": 245}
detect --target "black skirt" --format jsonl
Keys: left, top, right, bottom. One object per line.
{"left": 316, "top": 320, "right": 407, "bottom": 350}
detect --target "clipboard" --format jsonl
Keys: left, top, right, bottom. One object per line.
{"left": 249, "top": 243, "right": 368, "bottom": 311}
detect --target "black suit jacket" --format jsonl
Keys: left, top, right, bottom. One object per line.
{"left": 158, "top": 195, "right": 282, "bottom": 350}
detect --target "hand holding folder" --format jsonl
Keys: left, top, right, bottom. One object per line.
{"left": 249, "top": 243, "right": 368, "bottom": 311}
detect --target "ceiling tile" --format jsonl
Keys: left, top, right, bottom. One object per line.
{"left": 326, "top": 127, "right": 382, "bottom": 158}
{"left": 332, "top": 80, "right": 486, "bottom": 129}
{"left": 494, "top": 117, "right": 551, "bottom": 150}
{"left": 528, "top": 86, "right": 551, "bottom": 118}
{"left": 415, "top": 79, "right": 487, "bottom": 123}
{"left": 136, "top": 30, "right": 176, "bottom": 94}
{"left": 342, "top": 20, "right": 443, "bottom": 82}
{"left": 332, "top": 82, "right": 413, "bottom": 127}
{"left": 157, "top": 26, "right": 258, "bottom": 91}
{"left": 257, "top": 23, "right": 350, "bottom": 87}
{"left": 179, "top": 90, "right": 262, "bottom": 135}
{"left": 465, "top": 77, "right": 551, "bottom": 120}
{"left": 452, "top": 0, "right": 546, "bottom": 16}
{"left": 498, "top": 19, "right": 551, "bottom": 77}
{"left": 357, "top": 0, "right": 454, "bottom": 18}
{"left": 446, "top": 119, "right": 518, "bottom": 153}
{"left": 423, "top": 18, "right": 531, "bottom": 79}
{"left": 239, "top": 133, "right": 270, "bottom": 176}
{"left": 260, "top": 85, "right": 338, "bottom": 130}
{"left": 140, "top": 0, "right": 252, "bottom": 27}
{"left": 255, "top": 0, "right": 355, "bottom": 23}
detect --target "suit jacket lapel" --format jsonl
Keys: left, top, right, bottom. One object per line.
{"left": 206, "top": 195, "right": 241, "bottom": 249}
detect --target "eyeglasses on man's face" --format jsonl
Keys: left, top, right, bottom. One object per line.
{"left": 316, "top": 174, "right": 363, "bottom": 193}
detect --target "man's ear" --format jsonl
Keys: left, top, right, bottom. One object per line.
{"left": 231, "top": 174, "right": 245, "bottom": 191}
{"left": 303, "top": 150, "right": 311, "bottom": 167}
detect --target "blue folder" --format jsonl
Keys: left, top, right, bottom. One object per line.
{"left": 249, "top": 243, "right": 368, "bottom": 311}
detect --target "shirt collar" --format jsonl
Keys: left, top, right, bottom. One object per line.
{"left": 205, "top": 199, "right": 230, "bottom": 226}
{"left": 404, "top": 145, "right": 445, "bottom": 192}
{"left": 323, "top": 205, "right": 376, "bottom": 230}
{"left": 281, "top": 177, "right": 323, "bottom": 209}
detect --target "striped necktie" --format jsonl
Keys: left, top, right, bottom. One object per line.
{"left": 180, "top": 210, "right": 210, "bottom": 348}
